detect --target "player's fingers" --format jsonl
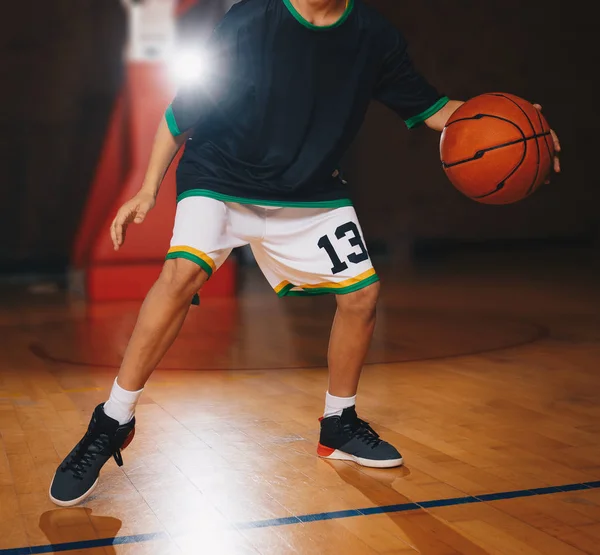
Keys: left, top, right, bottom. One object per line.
{"left": 113, "top": 208, "right": 132, "bottom": 249}
{"left": 550, "top": 129, "right": 561, "bottom": 153}
{"left": 134, "top": 198, "right": 155, "bottom": 224}
{"left": 113, "top": 219, "right": 124, "bottom": 251}
{"left": 554, "top": 155, "right": 561, "bottom": 174}
{"left": 110, "top": 218, "right": 121, "bottom": 251}
{"left": 533, "top": 103, "right": 542, "bottom": 111}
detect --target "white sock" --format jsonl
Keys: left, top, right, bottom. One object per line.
{"left": 103, "top": 378, "right": 143, "bottom": 425}
{"left": 324, "top": 391, "right": 356, "bottom": 418}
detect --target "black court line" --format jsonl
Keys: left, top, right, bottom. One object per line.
{"left": 2, "top": 480, "right": 599, "bottom": 554}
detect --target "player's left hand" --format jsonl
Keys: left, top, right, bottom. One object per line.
{"left": 533, "top": 104, "right": 561, "bottom": 183}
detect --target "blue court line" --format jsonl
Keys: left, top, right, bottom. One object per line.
{"left": 236, "top": 481, "right": 600, "bottom": 530}
{"left": 2, "top": 481, "right": 599, "bottom": 554}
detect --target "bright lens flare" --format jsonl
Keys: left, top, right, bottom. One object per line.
{"left": 169, "top": 49, "right": 211, "bottom": 86}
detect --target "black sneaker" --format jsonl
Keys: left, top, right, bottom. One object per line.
{"left": 318, "top": 406, "right": 403, "bottom": 468}
{"left": 49, "top": 404, "right": 135, "bottom": 507}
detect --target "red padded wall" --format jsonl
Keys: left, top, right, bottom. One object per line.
{"left": 73, "top": 63, "right": 236, "bottom": 301}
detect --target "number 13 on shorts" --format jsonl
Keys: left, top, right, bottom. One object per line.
{"left": 255, "top": 205, "right": 380, "bottom": 297}
{"left": 318, "top": 221, "right": 369, "bottom": 274}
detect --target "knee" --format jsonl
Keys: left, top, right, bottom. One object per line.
{"left": 158, "top": 258, "right": 208, "bottom": 299}
{"left": 336, "top": 281, "right": 380, "bottom": 319}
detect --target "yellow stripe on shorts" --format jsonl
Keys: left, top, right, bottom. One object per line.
{"left": 166, "top": 246, "right": 216, "bottom": 276}
{"left": 275, "top": 268, "right": 378, "bottom": 297}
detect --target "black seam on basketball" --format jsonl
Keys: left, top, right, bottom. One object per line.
{"left": 444, "top": 113, "right": 524, "bottom": 133}
{"left": 491, "top": 94, "right": 541, "bottom": 195}
{"left": 442, "top": 113, "right": 526, "bottom": 172}
{"left": 470, "top": 138, "right": 529, "bottom": 200}
{"left": 441, "top": 132, "right": 551, "bottom": 169}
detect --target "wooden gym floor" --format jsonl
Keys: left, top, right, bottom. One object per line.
{"left": 1, "top": 247, "right": 600, "bottom": 554}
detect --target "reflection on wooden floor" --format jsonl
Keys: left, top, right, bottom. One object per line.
{"left": 1, "top": 253, "right": 600, "bottom": 554}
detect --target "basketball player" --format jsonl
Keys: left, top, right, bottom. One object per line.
{"left": 50, "top": 0, "right": 560, "bottom": 506}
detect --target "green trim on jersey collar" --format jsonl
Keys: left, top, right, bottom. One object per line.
{"left": 405, "top": 96, "right": 450, "bottom": 129}
{"left": 283, "top": 0, "right": 354, "bottom": 31}
{"left": 177, "top": 189, "right": 353, "bottom": 208}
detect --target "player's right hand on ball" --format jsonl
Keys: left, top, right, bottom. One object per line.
{"left": 110, "top": 191, "right": 156, "bottom": 251}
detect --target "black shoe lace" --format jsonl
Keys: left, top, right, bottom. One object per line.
{"left": 343, "top": 417, "right": 383, "bottom": 448}
{"left": 60, "top": 431, "right": 124, "bottom": 480}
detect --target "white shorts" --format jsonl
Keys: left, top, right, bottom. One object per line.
{"left": 167, "top": 196, "right": 379, "bottom": 296}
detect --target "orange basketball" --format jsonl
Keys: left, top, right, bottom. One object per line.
{"left": 440, "top": 93, "right": 555, "bottom": 205}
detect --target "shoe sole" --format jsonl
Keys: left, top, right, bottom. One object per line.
{"left": 48, "top": 478, "right": 99, "bottom": 507}
{"left": 317, "top": 444, "right": 404, "bottom": 468}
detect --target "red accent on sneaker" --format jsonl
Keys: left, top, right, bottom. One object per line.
{"left": 121, "top": 428, "right": 135, "bottom": 450}
{"left": 317, "top": 443, "right": 335, "bottom": 457}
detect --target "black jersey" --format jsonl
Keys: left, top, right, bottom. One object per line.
{"left": 167, "top": 0, "right": 447, "bottom": 207}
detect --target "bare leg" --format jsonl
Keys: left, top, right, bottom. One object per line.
{"left": 327, "top": 282, "right": 380, "bottom": 397}
{"left": 116, "top": 258, "right": 208, "bottom": 391}
{"left": 319, "top": 281, "right": 402, "bottom": 467}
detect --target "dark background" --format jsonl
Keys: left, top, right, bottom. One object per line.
{"left": 0, "top": 0, "right": 597, "bottom": 275}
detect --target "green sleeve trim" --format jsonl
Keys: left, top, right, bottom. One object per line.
{"left": 282, "top": 0, "right": 354, "bottom": 31}
{"left": 165, "top": 251, "right": 213, "bottom": 278}
{"left": 177, "top": 189, "right": 353, "bottom": 209}
{"left": 165, "top": 104, "right": 182, "bottom": 136}
{"left": 277, "top": 274, "right": 380, "bottom": 297}
{"left": 405, "top": 96, "right": 450, "bottom": 129}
